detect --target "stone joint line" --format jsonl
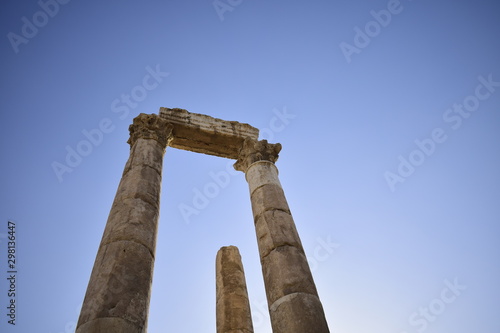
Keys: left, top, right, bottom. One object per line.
{"left": 100, "top": 238, "right": 156, "bottom": 260}
{"left": 253, "top": 208, "right": 292, "bottom": 225}
{"left": 249, "top": 181, "right": 282, "bottom": 198}
{"left": 116, "top": 192, "right": 160, "bottom": 210}
{"left": 269, "top": 292, "right": 322, "bottom": 313}
{"left": 122, "top": 163, "right": 163, "bottom": 179}
{"left": 260, "top": 243, "right": 304, "bottom": 260}
{"left": 244, "top": 160, "right": 279, "bottom": 182}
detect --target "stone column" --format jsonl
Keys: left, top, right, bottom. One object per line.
{"left": 216, "top": 246, "right": 254, "bottom": 333}
{"left": 76, "top": 114, "right": 172, "bottom": 333}
{"left": 234, "top": 138, "right": 330, "bottom": 333}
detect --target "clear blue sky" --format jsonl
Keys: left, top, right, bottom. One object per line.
{"left": 1, "top": 0, "right": 499, "bottom": 332}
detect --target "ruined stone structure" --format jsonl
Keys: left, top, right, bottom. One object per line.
{"left": 216, "top": 246, "right": 254, "bottom": 333}
{"left": 76, "top": 108, "right": 330, "bottom": 333}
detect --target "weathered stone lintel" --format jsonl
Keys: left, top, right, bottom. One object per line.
{"left": 159, "top": 107, "right": 259, "bottom": 159}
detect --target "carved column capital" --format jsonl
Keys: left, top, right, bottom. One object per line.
{"left": 234, "top": 138, "right": 282, "bottom": 173}
{"left": 127, "top": 113, "right": 173, "bottom": 148}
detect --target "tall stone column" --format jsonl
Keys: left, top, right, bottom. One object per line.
{"left": 216, "top": 246, "right": 254, "bottom": 333}
{"left": 76, "top": 114, "right": 172, "bottom": 333}
{"left": 234, "top": 138, "right": 330, "bottom": 333}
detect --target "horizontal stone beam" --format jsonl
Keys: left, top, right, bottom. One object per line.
{"left": 159, "top": 107, "right": 259, "bottom": 159}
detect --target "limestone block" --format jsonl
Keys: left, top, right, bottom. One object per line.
{"left": 245, "top": 161, "right": 281, "bottom": 195}
{"left": 269, "top": 292, "right": 330, "bottom": 333}
{"left": 159, "top": 108, "right": 259, "bottom": 159}
{"left": 255, "top": 210, "right": 304, "bottom": 258}
{"left": 123, "top": 138, "right": 166, "bottom": 176}
{"left": 100, "top": 197, "right": 159, "bottom": 255}
{"left": 216, "top": 269, "right": 248, "bottom": 301}
{"left": 250, "top": 184, "right": 290, "bottom": 220}
{"left": 100, "top": 146, "right": 163, "bottom": 253}
{"left": 216, "top": 294, "right": 254, "bottom": 333}
{"left": 77, "top": 240, "right": 154, "bottom": 331}
{"left": 261, "top": 246, "right": 318, "bottom": 305}
{"left": 76, "top": 317, "right": 141, "bottom": 333}
{"left": 113, "top": 164, "right": 163, "bottom": 208}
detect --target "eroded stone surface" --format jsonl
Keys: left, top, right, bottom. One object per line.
{"left": 123, "top": 138, "right": 166, "bottom": 177}
{"left": 128, "top": 113, "right": 173, "bottom": 148}
{"left": 160, "top": 107, "right": 259, "bottom": 159}
{"left": 77, "top": 115, "right": 167, "bottom": 333}
{"left": 76, "top": 317, "right": 142, "bottom": 333}
{"left": 234, "top": 138, "right": 281, "bottom": 173}
{"left": 245, "top": 161, "right": 281, "bottom": 194}
{"left": 237, "top": 139, "right": 330, "bottom": 333}
{"left": 261, "top": 246, "right": 318, "bottom": 305}
{"left": 250, "top": 184, "right": 290, "bottom": 220}
{"left": 270, "top": 293, "right": 330, "bottom": 333}
{"left": 101, "top": 141, "right": 164, "bottom": 253}
{"left": 255, "top": 210, "right": 304, "bottom": 258}
{"left": 216, "top": 246, "right": 254, "bottom": 333}
{"left": 77, "top": 240, "right": 154, "bottom": 331}
{"left": 101, "top": 196, "right": 159, "bottom": 254}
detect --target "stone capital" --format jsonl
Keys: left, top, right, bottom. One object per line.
{"left": 234, "top": 138, "right": 282, "bottom": 173}
{"left": 127, "top": 113, "right": 173, "bottom": 148}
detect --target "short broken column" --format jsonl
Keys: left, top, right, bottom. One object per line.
{"left": 234, "top": 138, "right": 330, "bottom": 333}
{"left": 76, "top": 114, "right": 172, "bottom": 333}
{"left": 216, "top": 246, "right": 254, "bottom": 333}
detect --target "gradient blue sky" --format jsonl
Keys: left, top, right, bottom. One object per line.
{"left": 1, "top": 1, "right": 499, "bottom": 332}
